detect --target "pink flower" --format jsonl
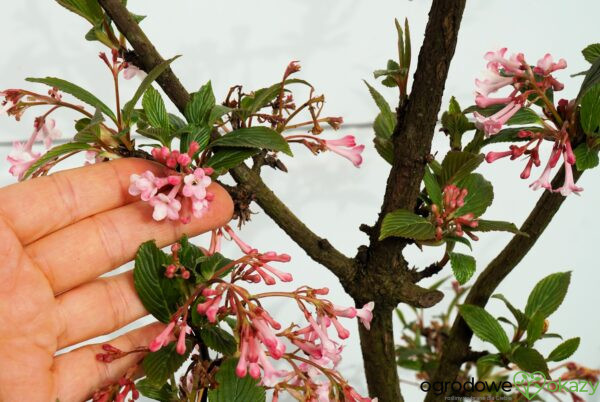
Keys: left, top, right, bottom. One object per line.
{"left": 484, "top": 48, "right": 523, "bottom": 73}
{"left": 529, "top": 162, "right": 553, "bottom": 191}
{"left": 148, "top": 321, "right": 175, "bottom": 352}
{"left": 176, "top": 324, "right": 190, "bottom": 355}
{"left": 323, "top": 136, "right": 365, "bottom": 167}
{"left": 7, "top": 141, "right": 40, "bottom": 180}
{"left": 475, "top": 75, "right": 514, "bottom": 97}
{"left": 475, "top": 93, "right": 513, "bottom": 108}
{"left": 148, "top": 193, "right": 181, "bottom": 221}
{"left": 485, "top": 150, "right": 513, "bottom": 163}
{"left": 122, "top": 63, "right": 145, "bottom": 80}
{"left": 182, "top": 168, "right": 211, "bottom": 199}
{"left": 473, "top": 101, "right": 522, "bottom": 136}
{"left": 129, "top": 171, "right": 159, "bottom": 201}
{"left": 534, "top": 54, "right": 567, "bottom": 76}
{"left": 356, "top": 302, "right": 374, "bottom": 330}
{"left": 191, "top": 198, "right": 210, "bottom": 218}
{"left": 39, "top": 118, "right": 61, "bottom": 149}
{"left": 555, "top": 159, "right": 583, "bottom": 196}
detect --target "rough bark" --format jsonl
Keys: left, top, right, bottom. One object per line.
{"left": 348, "top": 1, "right": 467, "bottom": 400}
{"left": 425, "top": 168, "right": 583, "bottom": 401}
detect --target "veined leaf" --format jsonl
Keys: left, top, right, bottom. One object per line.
{"left": 579, "top": 84, "right": 600, "bottom": 135}
{"left": 449, "top": 252, "right": 476, "bottom": 285}
{"left": 482, "top": 126, "right": 544, "bottom": 146}
{"left": 380, "top": 209, "right": 436, "bottom": 241}
{"left": 185, "top": 81, "right": 215, "bottom": 126}
{"left": 210, "top": 127, "right": 292, "bottom": 156}
{"left": 208, "top": 358, "right": 266, "bottom": 402}
{"left": 142, "top": 340, "right": 192, "bottom": 387}
{"left": 206, "top": 148, "right": 260, "bottom": 171}
{"left": 511, "top": 347, "right": 549, "bottom": 378}
{"left": 23, "top": 142, "right": 91, "bottom": 180}
{"left": 133, "top": 241, "right": 185, "bottom": 323}
{"left": 364, "top": 80, "right": 395, "bottom": 131}
{"left": 491, "top": 293, "right": 528, "bottom": 330}
{"left": 440, "top": 151, "right": 484, "bottom": 186}
{"left": 122, "top": 56, "right": 180, "bottom": 122}
{"left": 547, "top": 337, "right": 580, "bottom": 362}
{"left": 26, "top": 77, "right": 117, "bottom": 123}
{"left": 573, "top": 143, "right": 599, "bottom": 171}
{"left": 459, "top": 304, "right": 511, "bottom": 354}
{"left": 454, "top": 173, "right": 494, "bottom": 218}
{"left": 239, "top": 78, "right": 312, "bottom": 118}
{"left": 55, "top": 0, "right": 104, "bottom": 25}
{"left": 199, "top": 325, "right": 237, "bottom": 356}
{"left": 142, "top": 86, "right": 170, "bottom": 130}
{"left": 524, "top": 271, "right": 571, "bottom": 319}
{"left": 423, "top": 165, "right": 442, "bottom": 206}
{"left": 583, "top": 43, "right": 600, "bottom": 64}
{"left": 468, "top": 219, "right": 528, "bottom": 236}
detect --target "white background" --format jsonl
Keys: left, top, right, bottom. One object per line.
{"left": 0, "top": 1, "right": 599, "bottom": 401}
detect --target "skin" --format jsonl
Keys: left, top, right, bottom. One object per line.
{"left": 0, "top": 158, "right": 234, "bottom": 401}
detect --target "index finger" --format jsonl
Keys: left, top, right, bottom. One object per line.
{"left": 0, "top": 158, "right": 168, "bottom": 245}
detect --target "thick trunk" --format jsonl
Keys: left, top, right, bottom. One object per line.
{"left": 357, "top": 305, "right": 402, "bottom": 402}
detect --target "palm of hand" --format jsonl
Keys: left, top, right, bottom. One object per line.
{"left": 0, "top": 158, "right": 232, "bottom": 401}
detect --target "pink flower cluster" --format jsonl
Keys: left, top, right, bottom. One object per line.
{"left": 6, "top": 116, "right": 62, "bottom": 180}
{"left": 473, "top": 48, "right": 566, "bottom": 136}
{"left": 286, "top": 133, "right": 365, "bottom": 167}
{"left": 431, "top": 185, "right": 479, "bottom": 241}
{"left": 128, "top": 142, "right": 215, "bottom": 223}
{"left": 475, "top": 48, "right": 581, "bottom": 195}
{"left": 143, "top": 230, "right": 376, "bottom": 401}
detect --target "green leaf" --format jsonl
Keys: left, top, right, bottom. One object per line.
{"left": 423, "top": 165, "right": 442, "bottom": 206}
{"left": 581, "top": 43, "right": 600, "bottom": 63}
{"left": 454, "top": 173, "right": 494, "bottom": 218}
{"left": 482, "top": 126, "right": 544, "bottom": 146}
{"left": 448, "top": 252, "right": 476, "bottom": 285}
{"left": 577, "top": 56, "right": 600, "bottom": 102}
{"left": 511, "top": 347, "right": 549, "bottom": 378}
{"left": 137, "top": 127, "right": 172, "bottom": 146}
{"left": 524, "top": 271, "right": 571, "bottom": 319}
{"left": 491, "top": 294, "right": 528, "bottom": 330}
{"left": 374, "top": 136, "right": 393, "bottom": 164}
{"left": 526, "top": 312, "right": 545, "bottom": 346}
{"left": 440, "top": 151, "right": 484, "bottom": 186}
{"left": 136, "top": 378, "right": 178, "bottom": 402}
{"left": 143, "top": 340, "right": 192, "bottom": 387}
{"left": 179, "top": 125, "right": 211, "bottom": 153}
{"left": 444, "top": 235, "right": 473, "bottom": 251}
{"left": 364, "top": 81, "right": 395, "bottom": 131}
{"left": 185, "top": 81, "right": 216, "bottom": 126}
{"left": 574, "top": 143, "right": 599, "bottom": 171}
{"left": 464, "top": 105, "right": 542, "bottom": 126}
{"left": 477, "top": 354, "right": 503, "bottom": 378}
{"left": 26, "top": 77, "right": 117, "bottom": 123}
{"left": 459, "top": 304, "right": 511, "bottom": 354}
{"left": 73, "top": 108, "right": 104, "bottom": 143}
{"left": 199, "top": 325, "right": 237, "bottom": 355}
{"left": 583, "top": 44, "right": 600, "bottom": 64}
{"left": 547, "top": 337, "right": 580, "bottom": 362}
{"left": 205, "top": 148, "right": 260, "bottom": 171}
{"left": 142, "top": 86, "right": 170, "bottom": 130}
{"left": 379, "top": 209, "right": 436, "bottom": 241}
{"left": 209, "top": 104, "right": 233, "bottom": 125}
{"left": 168, "top": 113, "right": 187, "bottom": 130}
{"left": 133, "top": 241, "right": 184, "bottom": 323}
{"left": 210, "top": 127, "right": 292, "bottom": 156}
{"left": 196, "top": 253, "right": 234, "bottom": 281}
{"left": 579, "top": 84, "right": 600, "bottom": 135}
{"left": 374, "top": 111, "right": 394, "bottom": 140}
{"left": 208, "top": 358, "right": 266, "bottom": 402}
{"left": 469, "top": 219, "right": 528, "bottom": 236}
{"left": 239, "top": 79, "right": 312, "bottom": 118}
{"left": 55, "top": 0, "right": 104, "bottom": 25}
{"left": 23, "top": 142, "right": 91, "bottom": 180}
{"left": 122, "top": 56, "right": 180, "bottom": 122}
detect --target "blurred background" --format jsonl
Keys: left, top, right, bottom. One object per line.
{"left": 0, "top": 1, "right": 598, "bottom": 400}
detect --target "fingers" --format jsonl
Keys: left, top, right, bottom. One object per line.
{"left": 0, "top": 158, "right": 168, "bottom": 245}
{"left": 26, "top": 182, "right": 233, "bottom": 294}
{"left": 53, "top": 322, "right": 165, "bottom": 402}
{"left": 55, "top": 271, "right": 146, "bottom": 349}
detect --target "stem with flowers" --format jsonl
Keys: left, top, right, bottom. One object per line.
{"left": 2, "top": 0, "right": 600, "bottom": 401}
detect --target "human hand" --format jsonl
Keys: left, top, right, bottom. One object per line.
{"left": 0, "top": 158, "right": 233, "bottom": 402}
